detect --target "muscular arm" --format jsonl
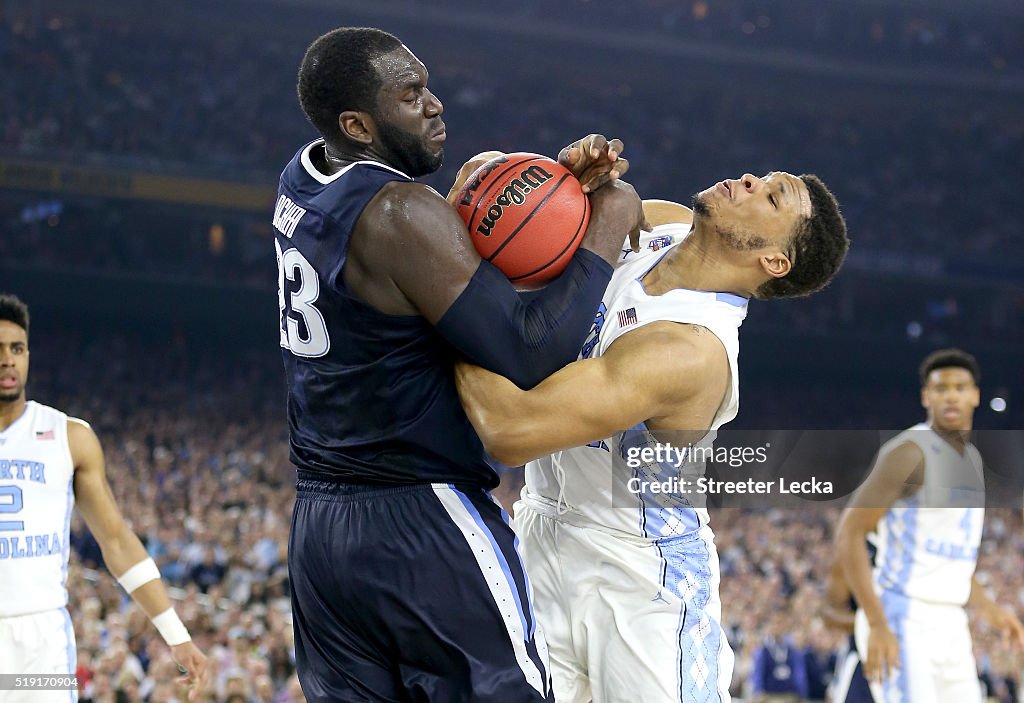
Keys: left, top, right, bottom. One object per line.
{"left": 70, "top": 419, "right": 207, "bottom": 695}
{"left": 70, "top": 419, "right": 170, "bottom": 613}
{"left": 455, "top": 321, "right": 729, "bottom": 466}
{"left": 355, "top": 182, "right": 630, "bottom": 388}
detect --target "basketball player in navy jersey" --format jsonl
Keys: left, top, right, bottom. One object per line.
{"left": 0, "top": 295, "right": 207, "bottom": 702}
{"left": 821, "top": 549, "right": 875, "bottom": 703}
{"left": 836, "top": 350, "right": 1024, "bottom": 703}
{"left": 278, "top": 27, "right": 647, "bottom": 703}
{"left": 454, "top": 167, "right": 848, "bottom": 702}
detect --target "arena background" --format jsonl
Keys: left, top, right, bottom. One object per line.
{"left": 2, "top": 0, "right": 1022, "bottom": 700}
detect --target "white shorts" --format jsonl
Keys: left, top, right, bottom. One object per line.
{"left": 515, "top": 496, "right": 734, "bottom": 703}
{"left": 854, "top": 592, "right": 981, "bottom": 703}
{"left": 0, "top": 608, "right": 78, "bottom": 703}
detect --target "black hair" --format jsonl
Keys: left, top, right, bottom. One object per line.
{"left": 919, "top": 348, "right": 980, "bottom": 386}
{"left": 0, "top": 294, "right": 29, "bottom": 335}
{"left": 757, "top": 174, "right": 849, "bottom": 299}
{"left": 296, "top": 27, "right": 403, "bottom": 145}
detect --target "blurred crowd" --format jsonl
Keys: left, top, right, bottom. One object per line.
{"left": 437, "top": 0, "right": 1023, "bottom": 72}
{"left": 2, "top": 1, "right": 1023, "bottom": 262}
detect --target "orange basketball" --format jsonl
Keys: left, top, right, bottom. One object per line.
{"left": 455, "top": 153, "right": 590, "bottom": 288}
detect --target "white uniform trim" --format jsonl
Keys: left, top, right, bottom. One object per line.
{"left": 431, "top": 484, "right": 547, "bottom": 697}
{"left": 299, "top": 139, "right": 412, "bottom": 185}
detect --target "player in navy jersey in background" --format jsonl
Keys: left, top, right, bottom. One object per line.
{"left": 821, "top": 546, "right": 875, "bottom": 703}
{"left": 277, "top": 27, "right": 647, "bottom": 702}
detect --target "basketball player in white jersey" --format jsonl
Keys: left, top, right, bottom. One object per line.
{"left": 835, "top": 349, "right": 1024, "bottom": 703}
{"left": 0, "top": 295, "right": 207, "bottom": 702}
{"left": 452, "top": 157, "right": 849, "bottom": 702}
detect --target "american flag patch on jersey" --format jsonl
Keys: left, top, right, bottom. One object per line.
{"left": 35, "top": 430, "right": 55, "bottom": 441}
{"left": 617, "top": 307, "right": 637, "bottom": 327}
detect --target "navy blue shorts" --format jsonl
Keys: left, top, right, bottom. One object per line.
{"left": 289, "top": 475, "right": 553, "bottom": 703}
{"left": 832, "top": 645, "right": 873, "bottom": 703}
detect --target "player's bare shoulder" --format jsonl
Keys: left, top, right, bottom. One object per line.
{"left": 642, "top": 199, "right": 693, "bottom": 227}
{"left": 615, "top": 319, "right": 728, "bottom": 374}
{"left": 607, "top": 320, "right": 730, "bottom": 417}
{"left": 875, "top": 437, "right": 927, "bottom": 488}
{"left": 367, "top": 180, "right": 464, "bottom": 244}
{"left": 66, "top": 416, "right": 103, "bottom": 472}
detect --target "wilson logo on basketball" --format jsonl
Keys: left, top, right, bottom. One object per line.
{"left": 474, "top": 165, "right": 555, "bottom": 237}
{"left": 455, "top": 152, "right": 590, "bottom": 288}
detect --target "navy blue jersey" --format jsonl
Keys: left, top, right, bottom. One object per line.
{"left": 274, "top": 139, "right": 495, "bottom": 487}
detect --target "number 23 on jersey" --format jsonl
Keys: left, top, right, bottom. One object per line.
{"left": 275, "top": 239, "right": 330, "bottom": 358}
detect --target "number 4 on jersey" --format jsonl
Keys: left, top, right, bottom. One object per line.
{"left": 275, "top": 239, "right": 330, "bottom": 358}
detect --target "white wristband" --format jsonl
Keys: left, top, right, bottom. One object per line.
{"left": 152, "top": 608, "right": 191, "bottom": 646}
{"left": 116, "top": 558, "right": 161, "bottom": 593}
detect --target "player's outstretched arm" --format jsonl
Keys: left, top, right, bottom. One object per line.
{"left": 455, "top": 321, "right": 728, "bottom": 467}
{"left": 968, "top": 574, "right": 1024, "bottom": 649}
{"left": 69, "top": 419, "right": 209, "bottom": 700}
{"left": 368, "top": 178, "right": 644, "bottom": 389}
{"left": 835, "top": 441, "right": 923, "bottom": 685}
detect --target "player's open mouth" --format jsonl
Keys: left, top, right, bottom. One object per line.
{"left": 0, "top": 376, "right": 17, "bottom": 389}
{"left": 717, "top": 181, "right": 731, "bottom": 198}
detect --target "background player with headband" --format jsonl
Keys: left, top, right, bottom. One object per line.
{"left": 0, "top": 294, "right": 207, "bottom": 702}
{"left": 835, "top": 348, "right": 1024, "bottom": 703}
{"left": 455, "top": 166, "right": 848, "bottom": 702}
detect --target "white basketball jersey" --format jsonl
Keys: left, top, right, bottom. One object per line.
{"left": 525, "top": 224, "right": 747, "bottom": 539}
{"left": 0, "top": 402, "right": 76, "bottom": 617}
{"left": 873, "top": 423, "right": 985, "bottom": 606}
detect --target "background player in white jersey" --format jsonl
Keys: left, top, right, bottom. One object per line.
{"left": 835, "top": 349, "right": 1024, "bottom": 703}
{"left": 0, "top": 294, "right": 207, "bottom": 702}
{"left": 454, "top": 165, "right": 849, "bottom": 702}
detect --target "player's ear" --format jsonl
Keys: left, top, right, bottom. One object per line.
{"left": 759, "top": 251, "right": 791, "bottom": 280}
{"left": 920, "top": 387, "right": 928, "bottom": 410}
{"left": 339, "top": 110, "right": 374, "bottom": 145}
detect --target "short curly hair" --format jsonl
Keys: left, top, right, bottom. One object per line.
{"left": 296, "top": 27, "right": 403, "bottom": 145}
{"left": 0, "top": 294, "right": 29, "bottom": 335}
{"left": 919, "top": 348, "right": 980, "bottom": 387}
{"left": 756, "top": 174, "right": 849, "bottom": 299}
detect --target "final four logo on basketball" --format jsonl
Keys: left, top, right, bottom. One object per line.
{"left": 460, "top": 157, "right": 556, "bottom": 237}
